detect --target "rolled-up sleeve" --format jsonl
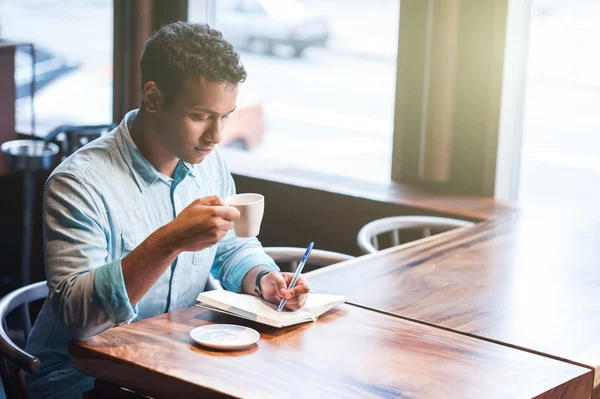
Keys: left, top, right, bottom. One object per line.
{"left": 212, "top": 173, "right": 278, "bottom": 293}
{"left": 44, "top": 173, "right": 136, "bottom": 341}
{"left": 93, "top": 259, "right": 138, "bottom": 324}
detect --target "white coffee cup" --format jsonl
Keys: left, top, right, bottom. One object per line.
{"left": 225, "top": 193, "right": 264, "bottom": 238}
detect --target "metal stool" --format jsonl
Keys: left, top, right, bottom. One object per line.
{"left": 0, "top": 140, "right": 58, "bottom": 336}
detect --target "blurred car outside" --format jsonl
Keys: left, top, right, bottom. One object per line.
{"left": 220, "top": 84, "right": 265, "bottom": 150}
{"left": 215, "top": 0, "right": 330, "bottom": 58}
{"left": 13, "top": 43, "right": 79, "bottom": 99}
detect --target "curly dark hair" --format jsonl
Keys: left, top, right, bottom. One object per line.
{"left": 140, "top": 22, "right": 247, "bottom": 108}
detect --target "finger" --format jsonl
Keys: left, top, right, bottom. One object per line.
{"left": 285, "top": 296, "right": 307, "bottom": 310}
{"left": 285, "top": 283, "right": 310, "bottom": 299}
{"left": 268, "top": 273, "right": 288, "bottom": 297}
{"left": 196, "top": 195, "right": 225, "bottom": 206}
{"left": 214, "top": 206, "right": 241, "bottom": 221}
{"left": 280, "top": 272, "right": 295, "bottom": 284}
{"left": 208, "top": 218, "right": 235, "bottom": 232}
{"left": 283, "top": 294, "right": 304, "bottom": 305}
{"left": 284, "top": 276, "right": 310, "bottom": 299}
{"left": 218, "top": 220, "right": 236, "bottom": 231}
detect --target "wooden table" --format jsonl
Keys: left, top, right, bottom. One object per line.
{"left": 69, "top": 304, "right": 593, "bottom": 399}
{"left": 307, "top": 211, "right": 600, "bottom": 393}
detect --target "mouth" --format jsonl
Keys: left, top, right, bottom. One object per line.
{"left": 194, "top": 147, "right": 214, "bottom": 155}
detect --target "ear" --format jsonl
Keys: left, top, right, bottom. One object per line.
{"left": 141, "top": 81, "right": 163, "bottom": 113}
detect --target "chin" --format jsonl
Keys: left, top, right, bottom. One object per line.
{"left": 186, "top": 157, "right": 205, "bottom": 165}
{"left": 182, "top": 147, "right": 214, "bottom": 164}
{"left": 184, "top": 153, "right": 208, "bottom": 165}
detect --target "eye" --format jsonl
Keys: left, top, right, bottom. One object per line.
{"left": 192, "top": 114, "right": 209, "bottom": 121}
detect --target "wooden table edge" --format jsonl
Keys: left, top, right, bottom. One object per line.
{"left": 68, "top": 341, "right": 237, "bottom": 399}
{"left": 346, "top": 301, "right": 599, "bottom": 395}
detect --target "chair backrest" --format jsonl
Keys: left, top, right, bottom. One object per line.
{"left": 0, "top": 281, "right": 49, "bottom": 399}
{"left": 42, "top": 124, "right": 117, "bottom": 160}
{"left": 264, "top": 247, "right": 354, "bottom": 273}
{"left": 206, "top": 247, "right": 354, "bottom": 291}
{"left": 357, "top": 216, "right": 475, "bottom": 254}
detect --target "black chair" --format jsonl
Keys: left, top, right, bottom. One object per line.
{"left": 0, "top": 281, "right": 48, "bottom": 399}
{"left": 43, "top": 124, "right": 117, "bottom": 160}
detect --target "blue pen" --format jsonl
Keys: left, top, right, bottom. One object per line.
{"left": 277, "top": 241, "right": 314, "bottom": 312}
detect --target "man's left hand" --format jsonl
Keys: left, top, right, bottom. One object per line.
{"left": 260, "top": 272, "right": 310, "bottom": 311}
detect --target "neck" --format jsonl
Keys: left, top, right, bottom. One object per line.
{"left": 129, "top": 109, "right": 179, "bottom": 177}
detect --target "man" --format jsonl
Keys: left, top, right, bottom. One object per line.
{"left": 26, "top": 22, "right": 310, "bottom": 398}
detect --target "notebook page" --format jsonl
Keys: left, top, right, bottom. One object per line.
{"left": 196, "top": 291, "right": 349, "bottom": 327}
{"left": 197, "top": 290, "right": 313, "bottom": 327}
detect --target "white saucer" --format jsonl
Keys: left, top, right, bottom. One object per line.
{"left": 190, "top": 324, "right": 260, "bottom": 351}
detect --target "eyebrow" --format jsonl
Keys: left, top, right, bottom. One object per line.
{"left": 189, "top": 106, "right": 236, "bottom": 115}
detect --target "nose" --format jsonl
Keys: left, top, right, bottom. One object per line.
{"left": 204, "top": 118, "right": 224, "bottom": 145}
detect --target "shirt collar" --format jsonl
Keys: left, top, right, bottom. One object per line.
{"left": 115, "top": 110, "right": 197, "bottom": 191}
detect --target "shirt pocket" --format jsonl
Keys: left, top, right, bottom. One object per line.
{"left": 121, "top": 227, "right": 161, "bottom": 257}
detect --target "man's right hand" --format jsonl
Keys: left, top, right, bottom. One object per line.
{"left": 123, "top": 196, "right": 239, "bottom": 307}
{"left": 167, "top": 196, "right": 241, "bottom": 253}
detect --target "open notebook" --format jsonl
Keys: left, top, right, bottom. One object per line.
{"left": 196, "top": 290, "right": 349, "bottom": 328}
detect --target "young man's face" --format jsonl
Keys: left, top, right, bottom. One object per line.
{"left": 156, "top": 76, "right": 238, "bottom": 164}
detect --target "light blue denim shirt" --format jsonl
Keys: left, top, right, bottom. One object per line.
{"left": 25, "top": 110, "right": 278, "bottom": 398}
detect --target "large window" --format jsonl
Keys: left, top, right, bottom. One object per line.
{"left": 506, "top": 0, "right": 600, "bottom": 209}
{"left": 189, "top": 0, "right": 399, "bottom": 183}
{"left": 0, "top": 0, "right": 113, "bottom": 136}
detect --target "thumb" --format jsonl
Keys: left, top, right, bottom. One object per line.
{"left": 196, "top": 195, "right": 225, "bottom": 206}
{"left": 269, "top": 273, "right": 288, "bottom": 297}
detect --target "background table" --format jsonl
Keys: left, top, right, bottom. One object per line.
{"left": 308, "top": 211, "right": 600, "bottom": 394}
